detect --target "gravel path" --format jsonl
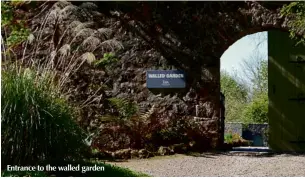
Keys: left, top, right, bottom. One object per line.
{"left": 109, "top": 153, "right": 305, "bottom": 177}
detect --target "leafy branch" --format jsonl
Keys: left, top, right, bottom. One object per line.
{"left": 281, "top": 1, "right": 305, "bottom": 44}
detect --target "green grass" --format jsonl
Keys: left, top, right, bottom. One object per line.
{"left": 1, "top": 171, "right": 48, "bottom": 177}
{"left": 1, "top": 66, "right": 87, "bottom": 166}
{"left": 1, "top": 160, "right": 150, "bottom": 177}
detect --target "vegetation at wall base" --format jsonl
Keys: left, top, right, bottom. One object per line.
{"left": 1, "top": 65, "right": 87, "bottom": 166}
{"left": 224, "top": 133, "right": 251, "bottom": 147}
{"left": 1, "top": 1, "right": 304, "bottom": 168}
{"left": 1, "top": 171, "right": 48, "bottom": 177}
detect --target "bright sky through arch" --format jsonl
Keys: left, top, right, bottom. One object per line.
{"left": 220, "top": 32, "right": 268, "bottom": 75}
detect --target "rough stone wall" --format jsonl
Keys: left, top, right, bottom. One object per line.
{"left": 22, "top": 1, "right": 214, "bottom": 149}
{"left": 244, "top": 123, "right": 269, "bottom": 147}
{"left": 225, "top": 123, "right": 269, "bottom": 146}
{"left": 100, "top": 1, "right": 296, "bottom": 148}
{"left": 225, "top": 122, "right": 243, "bottom": 136}
{"left": 22, "top": 1, "right": 301, "bottom": 149}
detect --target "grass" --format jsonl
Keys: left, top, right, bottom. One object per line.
{"left": 1, "top": 171, "right": 48, "bottom": 177}
{"left": 0, "top": 66, "right": 149, "bottom": 177}
{"left": 1, "top": 160, "right": 150, "bottom": 177}
{"left": 1, "top": 66, "right": 87, "bottom": 166}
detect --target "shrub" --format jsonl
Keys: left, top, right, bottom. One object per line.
{"left": 224, "top": 133, "right": 233, "bottom": 144}
{"left": 150, "top": 116, "right": 217, "bottom": 151}
{"left": 242, "top": 92, "right": 268, "bottom": 123}
{"left": 92, "top": 98, "right": 163, "bottom": 150}
{"left": 224, "top": 132, "right": 250, "bottom": 146}
{"left": 1, "top": 66, "right": 88, "bottom": 166}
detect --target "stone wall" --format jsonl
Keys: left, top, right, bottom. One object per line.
{"left": 225, "top": 122, "right": 269, "bottom": 147}
{"left": 243, "top": 124, "right": 269, "bottom": 147}
{"left": 224, "top": 122, "right": 243, "bottom": 136}
{"left": 25, "top": 1, "right": 220, "bottom": 150}
{"left": 23, "top": 1, "right": 299, "bottom": 150}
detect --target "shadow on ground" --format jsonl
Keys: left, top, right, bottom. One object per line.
{"left": 185, "top": 151, "right": 305, "bottom": 158}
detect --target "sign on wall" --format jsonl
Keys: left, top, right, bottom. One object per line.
{"left": 146, "top": 70, "right": 186, "bottom": 88}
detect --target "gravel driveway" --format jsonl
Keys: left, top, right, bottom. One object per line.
{"left": 109, "top": 153, "right": 305, "bottom": 177}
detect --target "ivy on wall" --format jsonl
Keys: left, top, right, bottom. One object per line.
{"left": 1, "top": 1, "right": 35, "bottom": 48}
{"left": 281, "top": 1, "right": 305, "bottom": 44}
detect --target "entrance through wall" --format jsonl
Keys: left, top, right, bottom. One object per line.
{"left": 268, "top": 30, "right": 305, "bottom": 152}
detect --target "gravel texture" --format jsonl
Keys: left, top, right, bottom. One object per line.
{"left": 109, "top": 153, "right": 305, "bottom": 177}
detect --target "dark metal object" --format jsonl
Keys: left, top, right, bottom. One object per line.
{"left": 288, "top": 97, "right": 305, "bottom": 101}
{"left": 290, "top": 141, "right": 305, "bottom": 144}
{"left": 289, "top": 56, "right": 305, "bottom": 64}
{"left": 289, "top": 61, "right": 305, "bottom": 64}
{"left": 288, "top": 93, "right": 305, "bottom": 103}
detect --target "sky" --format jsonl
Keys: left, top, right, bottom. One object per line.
{"left": 220, "top": 32, "right": 268, "bottom": 75}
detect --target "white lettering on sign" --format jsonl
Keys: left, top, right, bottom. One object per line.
{"left": 166, "top": 74, "right": 184, "bottom": 78}
{"left": 148, "top": 74, "right": 165, "bottom": 78}
{"left": 148, "top": 74, "right": 184, "bottom": 78}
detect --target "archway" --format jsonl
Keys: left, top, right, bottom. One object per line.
{"left": 17, "top": 1, "right": 304, "bottom": 151}
{"left": 219, "top": 30, "right": 305, "bottom": 152}
{"left": 72, "top": 1, "right": 303, "bottom": 150}
{"left": 220, "top": 32, "right": 269, "bottom": 147}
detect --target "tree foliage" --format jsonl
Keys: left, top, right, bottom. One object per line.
{"left": 254, "top": 60, "right": 268, "bottom": 93}
{"left": 281, "top": 1, "right": 305, "bottom": 43}
{"left": 222, "top": 55, "right": 268, "bottom": 123}
{"left": 221, "top": 71, "right": 248, "bottom": 122}
{"left": 242, "top": 92, "right": 268, "bottom": 124}
{"left": 244, "top": 60, "right": 268, "bottom": 123}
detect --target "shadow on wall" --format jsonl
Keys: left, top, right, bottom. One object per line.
{"left": 268, "top": 30, "right": 305, "bottom": 152}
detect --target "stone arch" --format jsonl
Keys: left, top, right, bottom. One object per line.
{"left": 76, "top": 1, "right": 302, "bottom": 149}
{"left": 27, "top": 1, "right": 303, "bottom": 150}
{"left": 101, "top": 1, "right": 300, "bottom": 148}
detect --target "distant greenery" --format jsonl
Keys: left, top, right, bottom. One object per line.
{"left": 242, "top": 92, "right": 268, "bottom": 124}
{"left": 252, "top": 60, "right": 268, "bottom": 95}
{"left": 220, "top": 71, "right": 248, "bottom": 122}
{"left": 221, "top": 59, "right": 268, "bottom": 124}
{"left": 224, "top": 132, "right": 249, "bottom": 146}
{"left": 224, "top": 133, "right": 234, "bottom": 144}
{"left": 243, "top": 60, "right": 268, "bottom": 124}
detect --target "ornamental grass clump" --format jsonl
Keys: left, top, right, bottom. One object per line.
{"left": 1, "top": 66, "right": 87, "bottom": 167}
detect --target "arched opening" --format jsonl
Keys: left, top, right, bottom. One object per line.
{"left": 220, "top": 31, "right": 269, "bottom": 148}
{"left": 219, "top": 29, "right": 305, "bottom": 152}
